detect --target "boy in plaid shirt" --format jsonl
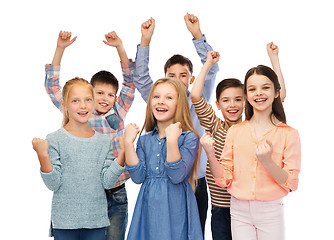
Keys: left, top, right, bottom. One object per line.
{"left": 45, "top": 30, "right": 134, "bottom": 240}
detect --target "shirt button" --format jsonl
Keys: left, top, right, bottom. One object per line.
{"left": 252, "top": 192, "right": 255, "bottom": 195}
{"left": 156, "top": 167, "right": 159, "bottom": 170}
{"left": 159, "top": 142, "right": 161, "bottom": 145}
{"left": 253, "top": 175, "right": 256, "bottom": 178}
{"left": 157, "top": 154, "right": 160, "bottom": 157}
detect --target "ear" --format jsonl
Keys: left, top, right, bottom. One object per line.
{"left": 275, "top": 90, "right": 280, "bottom": 99}
{"left": 189, "top": 76, "right": 195, "bottom": 85}
{"left": 215, "top": 100, "right": 221, "bottom": 110}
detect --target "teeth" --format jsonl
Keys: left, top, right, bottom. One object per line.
{"left": 156, "top": 108, "right": 167, "bottom": 112}
{"left": 228, "top": 110, "right": 238, "bottom": 113}
{"left": 255, "top": 98, "right": 266, "bottom": 102}
{"left": 100, "top": 103, "right": 108, "bottom": 107}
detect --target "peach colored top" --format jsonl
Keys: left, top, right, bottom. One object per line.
{"left": 214, "top": 121, "right": 301, "bottom": 201}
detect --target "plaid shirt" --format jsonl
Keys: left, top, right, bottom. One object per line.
{"left": 45, "top": 60, "right": 135, "bottom": 188}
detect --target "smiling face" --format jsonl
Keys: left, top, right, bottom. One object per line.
{"left": 165, "top": 64, "right": 194, "bottom": 89}
{"left": 246, "top": 74, "right": 279, "bottom": 114}
{"left": 216, "top": 87, "right": 244, "bottom": 123}
{"left": 150, "top": 82, "right": 178, "bottom": 126}
{"left": 64, "top": 85, "right": 94, "bottom": 125}
{"left": 93, "top": 82, "right": 117, "bottom": 114}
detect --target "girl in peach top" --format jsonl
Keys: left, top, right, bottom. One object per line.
{"left": 201, "top": 65, "right": 301, "bottom": 240}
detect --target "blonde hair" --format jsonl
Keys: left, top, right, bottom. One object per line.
{"left": 142, "top": 78, "right": 200, "bottom": 190}
{"left": 62, "top": 77, "right": 94, "bottom": 126}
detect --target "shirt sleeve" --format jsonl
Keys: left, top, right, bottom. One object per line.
{"left": 101, "top": 140, "right": 125, "bottom": 189}
{"left": 280, "top": 129, "right": 301, "bottom": 192}
{"left": 133, "top": 45, "right": 153, "bottom": 103}
{"left": 40, "top": 135, "right": 63, "bottom": 192}
{"left": 192, "top": 35, "right": 219, "bottom": 102}
{"left": 192, "top": 96, "right": 217, "bottom": 133}
{"left": 214, "top": 127, "right": 234, "bottom": 188}
{"left": 126, "top": 136, "right": 147, "bottom": 184}
{"left": 113, "top": 60, "right": 136, "bottom": 120}
{"left": 45, "top": 64, "right": 63, "bottom": 111}
{"left": 165, "top": 131, "right": 199, "bottom": 184}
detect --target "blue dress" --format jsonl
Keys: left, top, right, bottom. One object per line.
{"left": 126, "top": 126, "right": 203, "bottom": 240}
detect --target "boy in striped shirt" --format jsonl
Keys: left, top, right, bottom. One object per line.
{"left": 190, "top": 43, "right": 286, "bottom": 240}
{"left": 44, "top": 30, "right": 134, "bottom": 240}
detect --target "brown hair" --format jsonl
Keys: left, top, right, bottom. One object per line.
{"left": 244, "top": 65, "right": 286, "bottom": 124}
{"left": 216, "top": 78, "right": 243, "bottom": 102}
{"left": 142, "top": 78, "right": 200, "bottom": 189}
{"left": 164, "top": 54, "right": 193, "bottom": 75}
{"left": 62, "top": 77, "right": 94, "bottom": 126}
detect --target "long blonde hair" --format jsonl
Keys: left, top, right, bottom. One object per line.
{"left": 62, "top": 77, "right": 94, "bottom": 126}
{"left": 142, "top": 78, "right": 200, "bottom": 190}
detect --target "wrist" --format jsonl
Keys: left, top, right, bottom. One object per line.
{"left": 192, "top": 30, "right": 203, "bottom": 40}
{"left": 140, "top": 37, "right": 151, "bottom": 47}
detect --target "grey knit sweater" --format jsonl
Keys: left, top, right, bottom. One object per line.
{"left": 41, "top": 128, "right": 124, "bottom": 229}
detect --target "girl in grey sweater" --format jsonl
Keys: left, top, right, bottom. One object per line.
{"left": 32, "top": 78, "right": 125, "bottom": 240}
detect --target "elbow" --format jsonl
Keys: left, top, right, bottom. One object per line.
{"left": 190, "top": 92, "right": 200, "bottom": 103}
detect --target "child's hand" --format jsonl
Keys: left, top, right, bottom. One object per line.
{"left": 256, "top": 140, "right": 273, "bottom": 167}
{"left": 32, "top": 138, "right": 49, "bottom": 156}
{"left": 267, "top": 42, "right": 279, "bottom": 58}
{"left": 205, "top": 51, "right": 220, "bottom": 67}
{"left": 124, "top": 123, "right": 140, "bottom": 144}
{"left": 56, "top": 31, "right": 77, "bottom": 49}
{"left": 184, "top": 13, "right": 203, "bottom": 40}
{"left": 103, "top": 31, "right": 123, "bottom": 48}
{"left": 140, "top": 17, "right": 155, "bottom": 47}
{"left": 200, "top": 133, "right": 215, "bottom": 156}
{"left": 165, "top": 122, "right": 182, "bottom": 141}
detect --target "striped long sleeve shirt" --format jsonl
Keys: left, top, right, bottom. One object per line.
{"left": 192, "top": 97, "right": 231, "bottom": 208}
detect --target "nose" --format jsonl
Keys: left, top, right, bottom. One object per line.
{"left": 79, "top": 100, "right": 87, "bottom": 109}
{"left": 255, "top": 88, "right": 263, "bottom": 96}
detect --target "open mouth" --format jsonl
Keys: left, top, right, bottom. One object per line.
{"left": 254, "top": 98, "right": 267, "bottom": 103}
{"left": 156, "top": 107, "right": 168, "bottom": 113}
{"left": 99, "top": 102, "right": 109, "bottom": 107}
{"left": 227, "top": 109, "right": 239, "bottom": 115}
{"left": 78, "top": 112, "right": 88, "bottom": 116}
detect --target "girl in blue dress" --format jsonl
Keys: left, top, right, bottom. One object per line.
{"left": 124, "top": 78, "right": 203, "bottom": 240}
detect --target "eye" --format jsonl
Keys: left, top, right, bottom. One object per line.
{"left": 109, "top": 94, "right": 115, "bottom": 98}
{"left": 96, "top": 91, "right": 103, "bottom": 95}
{"left": 72, "top": 99, "right": 78, "bottom": 103}
{"left": 86, "top": 98, "right": 93, "bottom": 102}
{"left": 248, "top": 88, "right": 255, "bottom": 92}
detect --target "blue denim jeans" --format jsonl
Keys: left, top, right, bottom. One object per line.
{"left": 105, "top": 185, "right": 128, "bottom": 240}
{"left": 54, "top": 227, "right": 106, "bottom": 240}
{"left": 195, "top": 177, "right": 208, "bottom": 237}
{"left": 211, "top": 206, "right": 232, "bottom": 240}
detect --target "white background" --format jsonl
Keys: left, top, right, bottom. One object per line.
{"left": 1, "top": 0, "right": 333, "bottom": 239}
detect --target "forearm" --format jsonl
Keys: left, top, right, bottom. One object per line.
{"left": 134, "top": 45, "right": 152, "bottom": 102}
{"left": 116, "top": 150, "right": 125, "bottom": 167}
{"left": 166, "top": 139, "right": 181, "bottom": 163}
{"left": 38, "top": 153, "right": 53, "bottom": 173}
{"left": 261, "top": 158, "right": 288, "bottom": 184}
{"left": 116, "top": 44, "right": 129, "bottom": 63}
{"left": 124, "top": 141, "right": 139, "bottom": 166}
{"left": 206, "top": 152, "right": 224, "bottom": 178}
{"left": 51, "top": 47, "right": 65, "bottom": 66}
{"left": 270, "top": 56, "right": 286, "bottom": 101}
{"left": 190, "top": 63, "right": 212, "bottom": 102}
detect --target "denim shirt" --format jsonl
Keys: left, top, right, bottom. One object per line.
{"left": 125, "top": 127, "right": 203, "bottom": 240}
{"left": 127, "top": 127, "right": 199, "bottom": 184}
